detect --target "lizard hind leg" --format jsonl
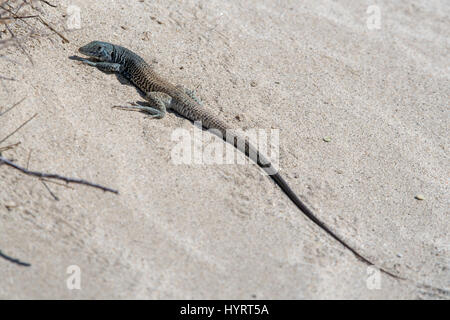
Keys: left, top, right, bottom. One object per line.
{"left": 143, "top": 92, "right": 172, "bottom": 119}
{"left": 114, "top": 92, "right": 171, "bottom": 119}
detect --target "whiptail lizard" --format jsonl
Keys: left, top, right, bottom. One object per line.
{"left": 77, "top": 41, "right": 400, "bottom": 279}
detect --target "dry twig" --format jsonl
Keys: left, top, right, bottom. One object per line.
{"left": 0, "top": 155, "right": 119, "bottom": 194}
{"left": 0, "top": 250, "right": 31, "bottom": 267}
{"left": 0, "top": 96, "right": 26, "bottom": 116}
{"left": 0, "top": 112, "right": 37, "bottom": 144}
{"left": 0, "top": 141, "right": 20, "bottom": 152}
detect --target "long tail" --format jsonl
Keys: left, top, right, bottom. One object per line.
{"left": 239, "top": 136, "right": 402, "bottom": 279}
{"left": 271, "top": 171, "right": 372, "bottom": 264}
{"left": 184, "top": 106, "right": 402, "bottom": 279}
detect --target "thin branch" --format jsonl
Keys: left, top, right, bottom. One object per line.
{"left": 40, "top": 177, "right": 74, "bottom": 189}
{"left": 12, "top": 0, "right": 26, "bottom": 15}
{"left": 0, "top": 96, "right": 26, "bottom": 117}
{"left": 26, "top": 149, "right": 59, "bottom": 200}
{"left": 0, "top": 141, "right": 20, "bottom": 152}
{"left": 39, "top": 0, "right": 57, "bottom": 8}
{"left": 0, "top": 3, "right": 33, "bottom": 27}
{"left": 0, "top": 15, "right": 39, "bottom": 22}
{"left": 1, "top": 3, "right": 69, "bottom": 44}
{"left": 0, "top": 250, "right": 31, "bottom": 267}
{"left": 0, "top": 112, "right": 37, "bottom": 144}
{"left": 37, "top": 16, "right": 69, "bottom": 43}
{"left": 41, "top": 179, "right": 59, "bottom": 200}
{"left": 0, "top": 155, "right": 119, "bottom": 194}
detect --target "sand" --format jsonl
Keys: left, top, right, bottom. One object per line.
{"left": 0, "top": 0, "right": 448, "bottom": 299}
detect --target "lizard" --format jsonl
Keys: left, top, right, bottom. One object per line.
{"left": 77, "top": 41, "right": 401, "bottom": 279}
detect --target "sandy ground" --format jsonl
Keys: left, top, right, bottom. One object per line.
{"left": 0, "top": 0, "right": 448, "bottom": 299}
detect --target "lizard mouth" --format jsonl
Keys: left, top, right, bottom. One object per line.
{"left": 78, "top": 48, "right": 102, "bottom": 61}
{"left": 78, "top": 55, "right": 102, "bottom": 62}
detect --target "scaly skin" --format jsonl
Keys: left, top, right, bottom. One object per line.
{"left": 77, "top": 41, "right": 401, "bottom": 279}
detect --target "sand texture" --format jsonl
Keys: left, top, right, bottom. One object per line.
{"left": 0, "top": 0, "right": 448, "bottom": 299}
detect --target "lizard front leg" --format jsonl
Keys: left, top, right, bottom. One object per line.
{"left": 80, "top": 59, "right": 122, "bottom": 73}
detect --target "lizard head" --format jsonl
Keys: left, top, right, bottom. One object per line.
{"left": 79, "top": 41, "right": 114, "bottom": 62}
